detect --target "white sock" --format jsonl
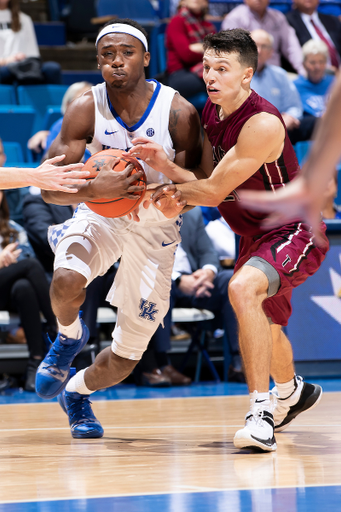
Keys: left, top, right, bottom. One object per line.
{"left": 251, "top": 391, "right": 271, "bottom": 410}
{"left": 66, "top": 368, "right": 94, "bottom": 395}
{"left": 274, "top": 376, "right": 296, "bottom": 400}
{"left": 254, "top": 391, "right": 270, "bottom": 402}
{"left": 58, "top": 316, "right": 82, "bottom": 340}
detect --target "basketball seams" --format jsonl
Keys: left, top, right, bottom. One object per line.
{"left": 84, "top": 149, "right": 146, "bottom": 217}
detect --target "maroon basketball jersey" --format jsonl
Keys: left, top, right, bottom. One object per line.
{"left": 202, "top": 90, "right": 300, "bottom": 236}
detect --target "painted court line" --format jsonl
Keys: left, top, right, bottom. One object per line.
{"left": 0, "top": 423, "right": 340, "bottom": 433}
{"left": 0, "top": 483, "right": 341, "bottom": 505}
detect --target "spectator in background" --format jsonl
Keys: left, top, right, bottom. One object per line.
{"left": 294, "top": 39, "right": 335, "bottom": 119}
{"left": 0, "top": 0, "right": 61, "bottom": 84}
{"left": 201, "top": 206, "right": 236, "bottom": 266}
{"left": 166, "top": 0, "right": 216, "bottom": 99}
{"left": 286, "top": 0, "right": 341, "bottom": 72}
{"left": 250, "top": 29, "right": 316, "bottom": 144}
{"left": 169, "top": 0, "right": 233, "bottom": 18}
{"left": 221, "top": 0, "right": 305, "bottom": 74}
{"left": 0, "top": 188, "right": 57, "bottom": 391}
{"left": 28, "top": 82, "right": 93, "bottom": 159}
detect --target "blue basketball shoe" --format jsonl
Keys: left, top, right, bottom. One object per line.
{"left": 58, "top": 389, "right": 104, "bottom": 439}
{"left": 35, "top": 317, "right": 90, "bottom": 399}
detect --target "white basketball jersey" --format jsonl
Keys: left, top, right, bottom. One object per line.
{"left": 92, "top": 80, "right": 177, "bottom": 185}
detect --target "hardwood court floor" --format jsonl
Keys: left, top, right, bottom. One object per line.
{"left": 0, "top": 385, "right": 341, "bottom": 508}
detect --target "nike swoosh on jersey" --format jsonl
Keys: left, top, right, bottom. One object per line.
{"left": 105, "top": 129, "right": 118, "bottom": 135}
{"left": 162, "top": 241, "right": 176, "bottom": 247}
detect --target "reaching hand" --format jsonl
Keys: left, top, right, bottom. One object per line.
{"left": 150, "top": 184, "right": 187, "bottom": 218}
{"left": 125, "top": 138, "right": 169, "bottom": 172}
{"left": 90, "top": 159, "right": 145, "bottom": 200}
{"left": 33, "top": 155, "right": 89, "bottom": 192}
{"left": 126, "top": 183, "right": 186, "bottom": 222}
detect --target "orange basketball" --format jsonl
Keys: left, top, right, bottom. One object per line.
{"left": 84, "top": 149, "right": 146, "bottom": 218}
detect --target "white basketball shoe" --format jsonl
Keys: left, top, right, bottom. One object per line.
{"left": 234, "top": 393, "right": 277, "bottom": 452}
{"left": 272, "top": 375, "right": 323, "bottom": 432}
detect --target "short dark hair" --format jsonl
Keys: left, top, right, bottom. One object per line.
{"left": 98, "top": 18, "right": 148, "bottom": 52}
{"left": 203, "top": 29, "right": 258, "bottom": 73}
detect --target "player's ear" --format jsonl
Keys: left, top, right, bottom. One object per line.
{"left": 242, "top": 66, "right": 253, "bottom": 85}
{"left": 144, "top": 51, "right": 151, "bottom": 68}
{"left": 96, "top": 55, "right": 100, "bottom": 69}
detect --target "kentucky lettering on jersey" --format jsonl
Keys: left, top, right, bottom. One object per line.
{"left": 92, "top": 80, "right": 177, "bottom": 185}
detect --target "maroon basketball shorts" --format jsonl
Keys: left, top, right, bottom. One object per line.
{"left": 234, "top": 222, "right": 329, "bottom": 326}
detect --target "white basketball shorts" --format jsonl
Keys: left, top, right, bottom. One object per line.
{"left": 48, "top": 203, "right": 182, "bottom": 360}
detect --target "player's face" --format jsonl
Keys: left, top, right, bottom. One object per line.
{"left": 203, "top": 50, "right": 253, "bottom": 106}
{"left": 304, "top": 53, "right": 327, "bottom": 83}
{"left": 97, "top": 33, "right": 150, "bottom": 91}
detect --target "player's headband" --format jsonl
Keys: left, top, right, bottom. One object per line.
{"left": 96, "top": 24, "right": 148, "bottom": 52}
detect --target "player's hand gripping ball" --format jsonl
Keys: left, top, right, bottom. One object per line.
{"left": 84, "top": 149, "right": 146, "bottom": 218}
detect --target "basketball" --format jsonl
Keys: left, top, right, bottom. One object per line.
{"left": 84, "top": 148, "right": 146, "bottom": 218}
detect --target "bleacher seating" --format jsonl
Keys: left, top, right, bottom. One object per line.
{"left": 318, "top": 0, "right": 341, "bottom": 15}
{"left": 34, "top": 22, "right": 66, "bottom": 46}
{"left": 17, "top": 84, "right": 68, "bottom": 134}
{"left": 96, "top": 0, "right": 159, "bottom": 23}
{"left": 0, "top": 106, "right": 36, "bottom": 161}
{"left": 2, "top": 142, "right": 25, "bottom": 165}
{"left": 61, "top": 71, "right": 102, "bottom": 86}
{"left": 43, "top": 106, "right": 62, "bottom": 130}
{"left": 0, "top": 85, "right": 16, "bottom": 105}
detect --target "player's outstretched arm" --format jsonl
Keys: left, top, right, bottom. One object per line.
{"left": 0, "top": 156, "right": 88, "bottom": 191}
{"left": 240, "top": 73, "right": 341, "bottom": 231}
{"left": 27, "top": 155, "right": 89, "bottom": 192}
{"left": 156, "top": 113, "right": 285, "bottom": 207}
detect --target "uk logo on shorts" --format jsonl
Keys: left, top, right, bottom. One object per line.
{"left": 139, "top": 299, "right": 158, "bottom": 321}
{"left": 146, "top": 128, "right": 155, "bottom": 137}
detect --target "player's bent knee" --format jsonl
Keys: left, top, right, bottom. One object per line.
{"left": 51, "top": 268, "right": 87, "bottom": 302}
{"left": 228, "top": 275, "right": 265, "bottom": 312}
